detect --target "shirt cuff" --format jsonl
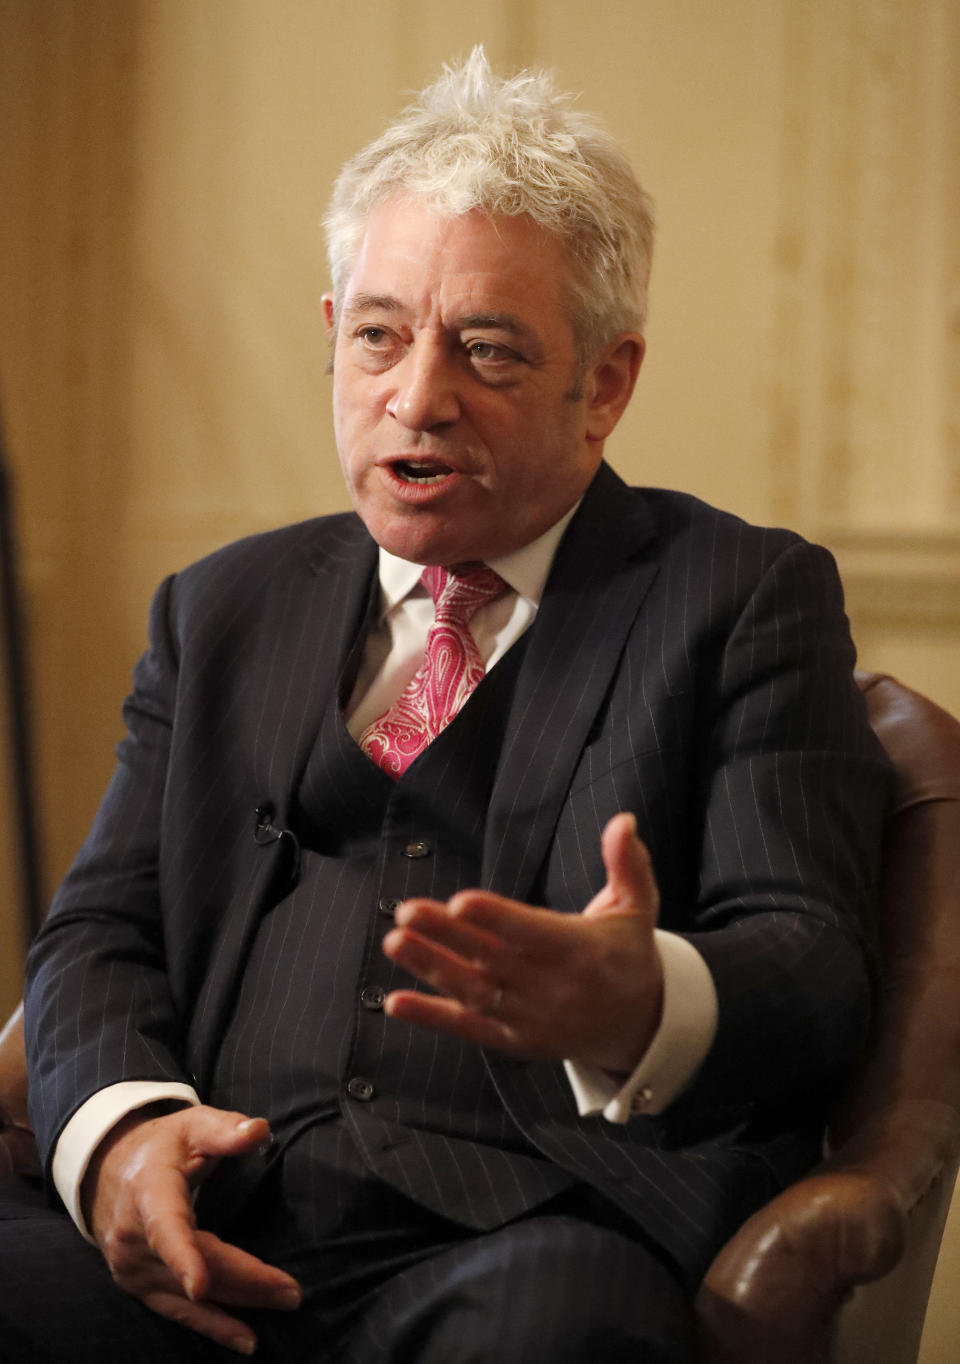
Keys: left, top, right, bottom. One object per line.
{"left": 564, "top": 930, "right": 718, "bottom": 1124}
{"left": 52, "top": 1081, "right": 200, "bottom": 1241}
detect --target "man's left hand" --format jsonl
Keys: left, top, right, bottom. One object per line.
{"left": 382, "top": 812, "right": 663, "bottom": 1075}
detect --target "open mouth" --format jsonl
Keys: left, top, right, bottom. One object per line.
{"left": 391, "top": 459, "right": 455, "bottom": 485}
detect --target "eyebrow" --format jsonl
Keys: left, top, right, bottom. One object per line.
{"left": 343, "top": 296, "right": 533, "bottom": 338}
{"left": 344, "top": 293, "right": 404, "bottom": 314}
{"left": 456, "top": 312, "right": 531, "bottom": 337}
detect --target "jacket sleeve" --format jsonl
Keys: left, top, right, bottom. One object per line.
{"left": 670, "top": 537, "right": 890, "bottom": 1126}
{"left": 25, "top": 573, "right": 189, "bottom": 1174}
{"left": 537, "top": 531, "right": 891, "bottom": 1134}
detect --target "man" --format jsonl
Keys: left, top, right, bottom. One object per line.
{"left": 10, "top": 49, "right": 889, "bottom": 1363}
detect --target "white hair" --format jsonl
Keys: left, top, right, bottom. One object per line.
{"left": 324, "top": 47, "right": 654, "bottom": 361}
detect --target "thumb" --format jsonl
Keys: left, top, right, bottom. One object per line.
{"left": 585, "top": 812, "right": 660, "bottom": 920}
{"left": 179, "top": 1107, "right": 271, "bottom": 1165}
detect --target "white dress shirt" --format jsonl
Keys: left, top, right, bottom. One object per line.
{"left": 53, "top": 511, "right": 717, "bottom": 1237}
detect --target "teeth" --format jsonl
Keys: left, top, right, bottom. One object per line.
{"left": 395, "top": 463, "right": 451, "bottom": 485}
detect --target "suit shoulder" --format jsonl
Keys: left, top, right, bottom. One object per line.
{"left": 559, "top": 467, "right": 837, "bottom": 610}
{"left": 171, "top": 512, "right": 370, "bottom": 593}
{"left": 622, "top": 486, "right": 843, "bottom": 612}
{"left": 635, "top": 487, "right": 806, "bottom": 556}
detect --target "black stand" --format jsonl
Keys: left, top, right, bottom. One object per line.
{"left": 0, "top": 409, "right": 44, "bottom": 947}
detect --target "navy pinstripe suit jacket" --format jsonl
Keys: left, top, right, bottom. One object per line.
{"left": 25, "top": 461, "right": 891, "bottom": 1284}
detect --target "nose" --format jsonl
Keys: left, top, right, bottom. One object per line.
{"left": 386, "top": 335, "right": 461, "bottom": 431}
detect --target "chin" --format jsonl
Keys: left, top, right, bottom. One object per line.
{"left": 361, "top": 509, "right": 475, "bottom": 566}
{"left": 387, "top": 538, "right": 474, "bottom": 567}
{"left": 369, "top": 526, "right": 458, "bottom": 566}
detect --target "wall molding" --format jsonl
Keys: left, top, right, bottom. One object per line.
{"left": 827, "top": 528, "right": 960, "bottom": 626}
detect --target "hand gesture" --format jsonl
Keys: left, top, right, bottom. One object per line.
{"left": 382, "top": 812, "right": 663, "bottom": 1075}
{"left": 83, "top": 1103, "right": 301, "bottom": 1355}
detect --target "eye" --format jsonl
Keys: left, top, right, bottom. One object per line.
{"left": 356, "top": 325, "right": 393, "bottom": 348}
{"left": 465, "top": 339, "right": 518, "bottom": 365}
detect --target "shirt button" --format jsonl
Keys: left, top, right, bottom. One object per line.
{"left": 347, "top": 1076, "right": 375, "bottom": 1102}
{"left": 401, "top": 840, "right": 431, "bottom": 859}
{"left": 378, "top": 897, "right": 400, "bottom": 917}
{"left": 361, "top": 986, "right": 385, "bottom": 1010}
{"left": 630, "top": 1086, "right": 654, "bottom": 1114}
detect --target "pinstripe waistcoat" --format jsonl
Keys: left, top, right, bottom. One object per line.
{"left": 205, "top": 619, "right": 574, "bottom": 1232}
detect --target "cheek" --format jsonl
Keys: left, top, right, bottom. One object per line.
{"left": 332, "top": 379, "right": 368, "bottom": 448}
{"left": 335, "top": 372, "right": 384, "bottom": 430}
{"left": 332, "top": 392, "right": 364, "bottom": 482}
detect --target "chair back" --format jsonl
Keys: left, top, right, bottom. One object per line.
{"left": 831, "top": 673, "right": 960, "bottom": 1363}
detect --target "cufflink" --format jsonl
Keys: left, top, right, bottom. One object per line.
{"left": 630, "top": 1086, "right": 654, "bottom": 1114}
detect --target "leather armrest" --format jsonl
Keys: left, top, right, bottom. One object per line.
{"left": 696, "top": 1104, "right": 960, "bottom": 1363}
{"left": 695, "top": 1172, "right": 900, "bottom": 1364}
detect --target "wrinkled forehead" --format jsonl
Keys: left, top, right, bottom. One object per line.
{"left": 342, "top": 194, "right": 575, "bottom": 295}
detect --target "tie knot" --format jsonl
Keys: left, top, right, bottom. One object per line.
{"left": 422, "top": 564, "right": 507, "bottom": 623}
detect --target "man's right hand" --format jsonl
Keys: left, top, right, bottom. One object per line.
{"left": 82, "top": 1103, "right": 302, "bottom": 1355}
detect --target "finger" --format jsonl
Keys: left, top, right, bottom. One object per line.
{"left": 133, "top": 1164, "right": 213, "bottom": 1302}
{"left": 586, "top": 813, "right": 659, "bottom": 920}
{"left": 142, "top": 1287, "right": 260, "bottom": 1356}
{"left": 382, "top": 927, "right": 499, "bottom": 1011}
{"left": 393, "top": 899, "right": 511, "bottom": 962}
{"left": 197, "top": 1231, "right": 302, "bottom": 1310}
{"left": 111, "top": 1231, "right": 300, "bottom": 1340}
{"left": 384, "top": 990, "right": 521, "bottom": 1053}
{"left": 435, "top": 890, "right": 575, "bottom": 953}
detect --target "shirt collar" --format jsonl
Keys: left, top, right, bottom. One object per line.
{"left": 375, "top": 501, "right": 581, "bottom": 617}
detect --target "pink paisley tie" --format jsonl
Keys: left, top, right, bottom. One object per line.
{"left": 359, "top": 563, "right": 508, "bottom": 778}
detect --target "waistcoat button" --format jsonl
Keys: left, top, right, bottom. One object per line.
{"left": 401, "top": 840, "right": 431, "bottom": 859}
{"left": 378, "top": 897, "right": 400, "bottom": 917}
{"left": 347, "top": 1076, "right": 374, "bottom": 1102}
{"left": 361, "top": 986, "right": 385, "bottom": 1010}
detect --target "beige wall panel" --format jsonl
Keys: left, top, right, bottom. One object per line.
{"left": 922, "top": 1175, "right": 960, "bottom": 1364}
{"left": 836, "top": 531, "right": 960, "bottom": 714}
{"left": 767, "top": 0, "right": 960, "bottom": 537}
{"left": 854, "top": 619, "right": 960, "bottom": 721}
{"left": 529, "top": 0, "right": 786, "bottom": 525}
{"left": 761, "top": 0, "right": 960, "bottom": 729}
{"left": 0, "top": 0, "right": 143, "bottom": 911}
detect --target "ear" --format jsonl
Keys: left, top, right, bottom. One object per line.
{"left": 321, "top": 293, "right": 337, "bottom": 338}
{"left": 584, "top": 334, "right": 645, "bottom": 442}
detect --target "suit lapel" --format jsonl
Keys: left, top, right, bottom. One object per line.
{"left": 249, "top": 514, "right": 378, "bottom": 823}
{"left": 244, "top": 473, "right": 658, "bottom": 900}
{"left": 482, "top": 464, "right": 659, "bottom": 901}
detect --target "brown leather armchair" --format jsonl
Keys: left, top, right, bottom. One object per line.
{"left": 2, "top": 673, "right": 958, "bottom": 1362}
{"left": 697, "top": 673, "right": 960, "bottom": 1362}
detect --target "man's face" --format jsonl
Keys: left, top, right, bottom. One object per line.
{"left": 324, "top": 196, "right": 641, "bottom": 564}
